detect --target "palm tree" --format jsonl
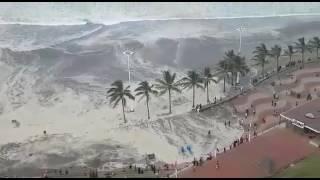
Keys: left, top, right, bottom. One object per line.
{"left": 283, "top": 45, "right": 295, "bottom": 66}
{"left": 232, "top": 54, "right": 250, "bottom": 81}
{"left": 252, "top": 43, "right": 269, "bottom": 78}
{"left": 135, "top": 81, "right": 158, "bottom": 120}
{"left": 270, "top": 45, "right": 282, "bottom": 73}
{"left": 155, "top": 70, "right": 181, "bottom": 114}
{"left": 308, "top": 37, "right": 320, "bottom": 59}
{"left": 294, "top": 37, "right": 311, "bottom": 68}
{"left": 203, "top": 67, "right": 218, "bottom": 103}
{"left": 107, "top": 80, "right": 135, "bottom": 123}
{"left": 225, "top": 50, "right": 237, "bottom": 86}
{"left": 217, "top": 50, "right": 236, "bottom": 92}
{"left": 179, "top": 70, "right": 204, "bottom": 108}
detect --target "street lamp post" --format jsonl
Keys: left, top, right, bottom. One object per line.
{"left": 123, "top": 50, "right": 134, "bottom": 84}
{"left": 236, "top": 26, "right": 245, "bottom": 54}
{"left": 235, "top": 26, "right": 245, "bottom": 88}
{"left": 123, "top": 50, "right": 135, "bottom": 112}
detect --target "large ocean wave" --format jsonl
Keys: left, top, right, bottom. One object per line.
{"left": 0, "top": 13, "right": 320, "bottom": 27}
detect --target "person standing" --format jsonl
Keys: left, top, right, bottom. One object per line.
{"left": 193, "top": 157, "right": 196, "bottom": 166}
{"left": 181, "top": 146, "right": 185, "bottom": 154}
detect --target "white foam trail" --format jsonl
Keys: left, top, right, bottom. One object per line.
{"left": 0, "top": 13, "right": 319, "bottom": 27}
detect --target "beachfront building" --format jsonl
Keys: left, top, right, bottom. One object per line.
{"left": 280, "top": 98, "right": 320, "bottom": 147}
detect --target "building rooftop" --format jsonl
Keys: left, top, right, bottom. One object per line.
{"left": 281, "top": 98, "right": 320, "bottom": 133}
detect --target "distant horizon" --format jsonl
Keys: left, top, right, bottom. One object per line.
{"left": 0, "top": 13, "right": 320, "bottom": 26}
{"left": 1, "top": 2, "right": 320, "bottom": 26}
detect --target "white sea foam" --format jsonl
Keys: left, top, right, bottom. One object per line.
{"left": 0, "top": 13, "right": 319, "bottom": 27}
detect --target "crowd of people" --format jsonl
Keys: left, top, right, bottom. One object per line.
{"left": 191, "top": 132, "right": 254, "bottom": 173}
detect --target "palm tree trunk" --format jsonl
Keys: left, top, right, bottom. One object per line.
{"left": 192, "top": 85, "right": 195, "bottom": 108}
{"left": 146, "top": 97, "right": 150, "bottom": 120}
{"left": 206, "top": 83, "right": 209, "bottom": 103}
{"left": 262, "top": 63, "right": 265, "bottom": 78}
{"left": 122, "top": 98, "right": 126, "bottom": 123}
{"left": 231, "top": 72, "right": 234, "bottom": 86}
{"left": 223, "top": 75, "right": 226, "bottom": 93}
{"left": 276, "top": 57, "right": 279, "bottom": 73}
{"left": 168, "top": 89, "right": 172, "bottom": 114}
{"left": 289, "top": 55, "right": 292, "bottom": 65}
{"left": 276, "top": 57, "right": 280, "bottom": 80}
{"left": 302, "top": 52, "right": 304, "bottom": 68}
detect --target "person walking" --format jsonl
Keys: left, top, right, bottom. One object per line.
{"left": 181, "top": 146, "right": 185, "bottom": 155}
{"left": 216, "top": 160, "right": 220, "bottom": 169}
{"left": 228, "top": 121, "right": 231, "bottom": 127}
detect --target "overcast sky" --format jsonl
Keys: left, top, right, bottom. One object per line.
{"left": 0, "top": 2, "right": 320, "bottom": 25}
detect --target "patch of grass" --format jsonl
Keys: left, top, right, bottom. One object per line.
{"left": 275, "top": 153, "right": 320, "bottom": 178}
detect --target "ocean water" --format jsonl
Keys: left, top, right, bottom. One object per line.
{"left": 0, "top": 2, "right": 320, "bottom": 26}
